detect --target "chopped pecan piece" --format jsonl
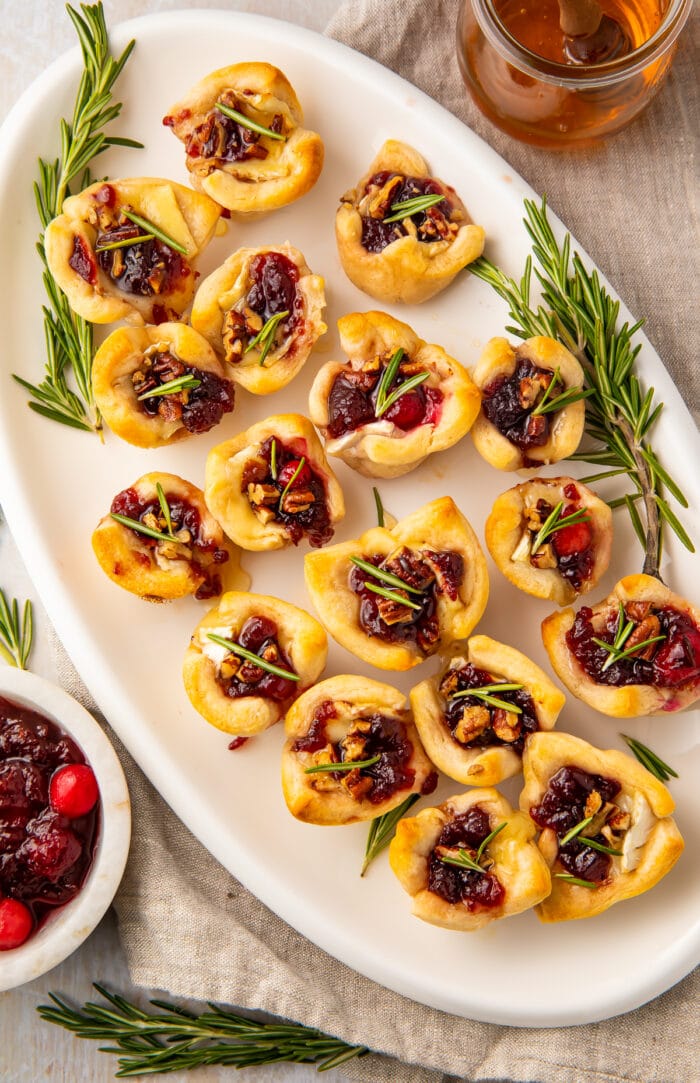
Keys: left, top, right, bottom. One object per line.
{"left": 376, "top": 593, "right": 415, "bottom": 626}
{"left": 247, "top": 483, "right": 279, "bottom": 508}
{"left": 625, "top": 600, "right": 652, "bottom": 623}
{"left": 382, "top": 546, "right": 434, "bottom": 592}
{"left": 603, "top": 807, "right": 631, "bottom": 837}
{"left": 624, "top": 614, "right": 662, "bottom": 659}
{"left": 222, "top": 309, "right": 248, "bottom": 362}
{"left": 219, "top": 655, "right": 241, "bottom": 680}
{"left": 530, "top": 543, "right": 557, "bottom": 570}
{"left": 157, "top": 396, "right": 183, "bottom": 422}
{"left": 398, "top": 359, "right": 425, "bottom": 376}
{"left": 524, "top": 504, "right": 545, "bottom": 532}
{"left": 439, "top": 668, "right": 460, "bottom": 698}
{"left": 238, "top": 658, "right": 265, "bottom": 683}
{"left": 367, "top": 175, "right": 403, "bottom": 219}
{"left": 417, "top": 616, "right": 440, "bottom": 653}
{"left": 281, "top": 489, "right": 315, "bottom": 515}
{"left": 522, "top": 413, "right": 548, "bottom": 443}
{"left": 340, "top": 731, "right": 368, "bottom": 762}
{"left": 453, "top": 704, "right": 491, "bottom": 744}
{"left": 309, "top": 746, "right": 339, "bottom": 791}
{"left": 584, "top": 790, "right": 603, "bottom": 818}
{"left": 342, "top": 768, "right": 374, "bottom": 802}
{"left": 491, "top": 708, "right": 521, "bottom": 743}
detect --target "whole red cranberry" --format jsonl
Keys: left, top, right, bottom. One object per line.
{"left": 553, "top": 519, "right": 592, "bottom": 557}
{"left": 277, "top": 459, "right": 312, "bottom": 489}
{"left": 19, "top": 811, "right": 82, "bottom": 881}
{"left": 383, "top": 388, "right": 426, "bottom": 430}
{"left": 49, "top": 764, "right": 99, "bottom": 819}
{"left": 0, "top": 897, "right": 33, "bottom": 950}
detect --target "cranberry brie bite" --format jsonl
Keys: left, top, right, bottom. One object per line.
{"left": 44, "top": 178, "right": 221, "bottom": 325}
{"left": 163, "top": 62, "right": 324, "bottom": 214}
{"left": 183, "top": 592, "right": 327, "bottom": 736}
{"left": 308, "top": 310, "right": 480, "bottom": 479}
{"left": 205, "top": 414, "right": 345, "bottom": 551}
{"left": 411, "top": 635, "right": 565, "bottom": 787}
{"left": 191, "top": 244, "right": 326, "bottom": 395}
{"left": 542, "top": 575, "right": 700, "bottom": 717}
{"left": 336, "top": 140, "right": 484, "bottom": 304}
{"left": 92, "top": 322, "right": 234, "bottom": 447}
{"left": 92, "top": 473, "right": 247, "bottom": 602}
{"left": 282, "top": 675, "right": 436, "bottom": 825}
{"left": 522, "top": 732, "right": 684, "bottom": 922}
{"left": 486, "top": 477, "right": 612, "bottom": 605}
{"left": 389, "top": 789, "right": 551, "bottom": 931}
{"left": 471, "top": 337, "right": 587, "bottom": 471}
{"left": 304, "top": 497, "right": 489, "bottom": 671}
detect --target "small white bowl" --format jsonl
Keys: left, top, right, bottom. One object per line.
{"left": 0, "top": 667, "right": 131, "bottom": 991}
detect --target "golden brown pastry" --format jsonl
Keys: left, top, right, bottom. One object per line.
{"left": 205, "top": 414, "right": 345, "bottom": 551}
{"left": 410, "top": 635, "right": 565, "bottom": 786}
{"left": 92, "top": 322, "right": 234, "bottom": 447}
{"left": 44, "top": 178, "right": 221, "bottom": 324}
{"left": 389, "top": 788, "right": 551, "bottom": 931}
{"left": 521, "top": 731, "right": 684, "bottom": 922}
{"left": 163, "top": 62, "right": 324, "bottom": 214}
{"left": 183, "top": 592, "right": 327, "bottom": 736}
{"left": 335, "top": 139, "right": 484, "bottom": 304}
{"left": 92, "top": 472, "right": 247, "bottom": 601}
{"left": 190, "top": 244, "right": 326, "bottom": 394}
{"left": 471, "top": 337, "right": 586, "bottom": 470}
{"left": 485, "top": 476, "right": 613, "bottom": 605}
{"left": 304, "top": 496, "right": 489, "bottom": 671}
{"left": 281, "top": 675, "right": 436, "bottom": 825}
{"left": 542, "top": 574, "right": 700, "bottom": 717}
{"left": 308, "top": 310, "right": 481, "bottom": 479}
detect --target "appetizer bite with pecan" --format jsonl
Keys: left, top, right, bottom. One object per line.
{"left": 282, "top": 675, "right": 436, "bottom": 825}
{"left": 522, "top": 732, "right": 684, "bottom": 921}
{"left": 335, "top": 139, "right": 484, "bottom": 304}
{"left": 191, "top": 244, "right": 326, "bottom": 395}
{"left": 542, "top": 575, "right": 700, "bottom": 717}
{"left": 44, "top": 178, "right": 221, "bottom": 324}
{"left": 205, "top": 414, "right": 345, "bottom": 551}
{"left": 92, "top": 473, "right": 247, "bottom": 601}
{"left": 411, "top": 635, "right": 565, "bottom": 786}
{"left": 486, "top": 477, "right": 612, "bottom": 605}
{"left": 471, "top": 337, "right": 587, "bottom": 470}
{"left": 163, "top": 62, "right": 324, "bottom": 214}
{"left": 93, "top": 322, "right": 235, "bottom": 447}
{"left": 304, "top": 496, "right": 489, "bottom": 671}
{"left": 183, "top": 592, "right": 327, "bottom": 737}
{"left": 389, "top": 789, "right": 551, "bottom": 931}
{"left": 308, "top": 310, "right": 480, "bottom": 478}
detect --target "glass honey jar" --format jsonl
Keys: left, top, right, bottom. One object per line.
{"left": 457, "top": 0, "right": 693, "bottom": 147}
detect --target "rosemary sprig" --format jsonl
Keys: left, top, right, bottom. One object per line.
{"left": 578, "top": 836, "right": 623, "bottom": 857}
{"left": 0, "top": 590, "right": 34, "bottom": 670}
{"left": 121, "top": 209, "right": 187, "bottom": 255}
{"left": 529, "top": 366, "right": 594, "bottom": 417}
{"left": 361, "top": 793, "right": 420, "bottom": 876}
{"left": 449, "top": 682, "right": 524, "bottom": 713}
{"left": 592, "top": 603, "right": 665, "bottom": 671}
{"left": 350, "top": 556, "right": 422, "bottom": 595}
{"left": 155, "top": 482, "right": 173, "bottom": 536}
{"left": 383, "top": 193, "right": 445, "bottom": 223}
{"left": 469, "top": 197, "right": 693, "bottom": 575}
{"left": 17, "top": 3, "right": 141, "bottom": 435}
{"left": 279, "top": 456, "right": 306, "bottom": 507}
{"left": 245, "top": 310, "right": 289, "bottom": 367}
{"left": 438, "top": 822, "right": 507, "bottom": 874}
{"left": 270, "top": 438, "right": 278, "bottom": 481}
{"left": 37, "top": 985, "right": 367, "bottom": 1075}
{"left": 137, "top": 375, "right": 201, "bottom": 400}
{"left": 216, "top": 101, "right": 286, "bottom": 141}
{"left": 373, "top": 487, "right": 384, "bottom": 527}
{"left": 110, "top": 513, "right": 180, "bottom": 545}
{"left": 374, "top": 348, "right": 404, "bottom": 414}
{"left": 621, "top": 734, "right": 678, "bottom": 782}
{"left": 206, "top": 633, "right": 299, "bottom": 682}
{"left": 94, "top": 231, "right": 153, "bottom": 252}
{"left": 559, "top": 815, "right": 594, "bottom": 846}
{"left": 376, "top": 371, "right": 430, "bottom": 418}
{"left": 531, "top": 501, "right": 590, "bottom": 554}
{"left": 555, "top": 873, "right": 598, "bottom": 889}
{"left": 362, "top": 582, "right": 422, "bottom": 611}
{"left": 304, "top": 755, "right": 381, "bottom": 776}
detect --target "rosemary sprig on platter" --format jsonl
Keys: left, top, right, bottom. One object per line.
{"left": 383, "top": 193, "right": 445, "bottom": 223}
{"left": 206, "top": 633, "right": 299, "bottom": 682}
{"left": 361, "top": 793, "right": 420, "bottom": 876}
{"left": 216, "top": 101, "right": 286, "bottom": 141}
{"left": 470, "top": 197, "right": 693, "bottom": 577}
{"left": 531, "top": 501, "right": 590, "bottom": 555}
{"left": 592, "top": 602, "right": 665, "bottom": 672}
{"left": 304, "top": 755, "right": 381, "bottom": 776}
{"left": 449, "top": 682, "right": 523, "bottom": 713}
{"left": 621, "top": 734, "right": 678, "bottom": 783}
{"left": 245, "top": 310, "right": 290, "bottom": 367}
{"left": 438, "top": 822, "right": 507, "bottom": 874}
{"left": 0, "top": 590, "right": 34, "bottom": 670}
{"left": 17, "top": 3, "right": 141, "bottom": 435}
{"left": 38, "top": 985, "right": 367, "bottom": 1075}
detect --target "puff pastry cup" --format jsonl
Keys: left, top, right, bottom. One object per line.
{"left": 205, "top": 414, "right": 345, "bottom": 551}
{"left": 485, "top": 476, "right": 613, "bottom": 606}
{"left": 92, "top": 322, "right": 235, "bottom": 447}
{"left": 389, "top": 788, "right": 551, "bottom": 931}
{"left": 163, "top": 62, "right": 324, "bottom": 214}
{"left": 190, "top": 243, "right": 326, "bottom": 395}
{"left": 92, "top": 472, "right": 248, "bottom": 601}
{"left": 308, "top": 310, "right": 481, "bottom": 479}
{"left": 183, "top": 592, "right": 327, "bottom": 736}
{"left": 335, "top": 140, "right": 484, "bottom": 304}
{"left": 542, "top": 574, "right": 700, "bottom": 717}
{"left": 410, "top": 635, "right": 565, "bottom": 787}
{"left": 44, "top": 178, "right": 221, "bottom": 324}
{"left": 521, "top": 732, "right": 684, "bottom": 922}
{"left": 281, "top": 675, "right": 436, "bottom": 825}
{"left": 471, "top": 337, "right": 586, "bottom": 471}
{"left": 304, "top": 496, "right": 489, "bottom": 671}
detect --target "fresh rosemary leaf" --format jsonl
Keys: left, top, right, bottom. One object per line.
{"left": 110, "top": 512, "right": 180, "bottom": 545}
{"left": 216, "top": 101, "right": 286, "bottom": 141}
{"left": 349, "top": 556, "right": 422, "bottom": 595}
{"left": 0, "top": 591, "right": 34, "bottom": 670}
{"left": 621, "top": 734, "right": 678, "bottom": 782}
{"left": 555, "top": 873, "right": 598, "bottom": 889}
{"left": 278, "top": 456, "right": 306, "bottom": 507}
{"left": 94, "top": 232, "right": 154, "bottom": 252}
{"left": 383, "top": 193, "right": 445, "bottom": 223}
{"left": 449, "top": 684, "right": 523, "bottom": 713}
{"left": 362, "top": 582, "right": 422, "bottom": 611}
{"left": 244, "top": 310, "right": 289, "bottom": 367}
{"left": 270, "top": 438, "right": 278, "bottom": 481}
{"left": 362, "top": 793, "right": 420, "bottom": 876}
{"left": 373, "top": 486, "right": 384, "bottom": 528}
{"left": 137, "top": 375, "right": 201, "bottom": 400}
{"left": 476, "top": 821, "right": 507, "bottom": 861}
{"left": 530, "top": 501, "right": 590, "bottom": 555}
{"left": 155, "top": 483, "right": 173, "bottom": 536}
{"left": 559, "top": 815, "right": 593, "bottom": 846}
{"left": 578, "top": 836, "right": 623, "bottom": 857}
{"left": 206, "top": 633, "right": 299, "bottom": 682}
{"left": 304, "top": 755, "right": 381, "bottom": 775}
{"left": 374, "top": 348, "right": 404, "bottom": 414}
{"left": 121, "top": 210, "right": 187, "bottom": 255}
{"left": 438, "top": 848, "right": 484, "bottom": 874}
{"left": 376, "top": 371, "right": 430, "bottom": 418}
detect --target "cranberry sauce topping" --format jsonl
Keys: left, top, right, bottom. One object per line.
{"left": 183, "top": 91, "right": 284, "bottom": 165}
{"left": 530, "top": 765, "right": 621, "bottom": 883}
{"left": 293, "top": 706, "right": 417, "bottom": 805}
{"left": 217, "top": 616, "right": 297, "bottom": 703}
{"left": 111, "top": 487, "right": 228, "bottom": 600}
{"left": 567, "top": 602, "right": 700, "bottom": 689}
{"left": 427, "top": 806, "right": 505, "bottom": 910}
{"left": 525, "top": 483, "right": 594, "bottom": 591}
{"left": 133, "top": 349, "right": 234, "bottom": 435}
{"left": 482, "top": 357, "right": 563, "bottom": 451}
{"left": 440, "top": 662, "right": 539, "bottom": 755}
{"left": 241, "top": 436, "right": 334, "bottom": 548}
{"left": 326, "top": 351, "right": 443, "bottom": 439}
{"left": 95, "top": 219, "right": 188, "bottom": 300}
{"left": 349, "top": 547, "right": 464, "bottom": 655}
{"left": 222, "top": 252, "right": 303, "bottom": 365}
{"left": 358, "top": 171, "right": 457, "bottom": 254}
{"left": 69, "top": 235, "right": 97, "bottom": 285}
{"left": 0, "top": 697, "right": 99, "bottom": 940}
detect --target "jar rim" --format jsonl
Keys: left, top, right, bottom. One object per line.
{"left": 470, "top": 0, "right": 693, "bottom": 87}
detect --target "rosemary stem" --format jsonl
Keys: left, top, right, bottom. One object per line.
{"left": 616, "top": 414, "right": 661, "bottom": 578}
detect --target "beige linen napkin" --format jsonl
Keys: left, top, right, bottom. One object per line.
{"left": 55, "top": 4, "right": 699, "bottom": 1082}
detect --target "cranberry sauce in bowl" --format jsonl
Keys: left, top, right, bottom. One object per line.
{"left": 440, "top": 662, "right": 539, "bottom": 754}
{"left": 216, "top": 616, "right": 297, "bottom": 703}
{"left": 428, "top": 806, "right": 505, "bottom": 910}
{"left": 326, "top": 350, "right": 443, "bottom": 439}
{"left": 133, "top": 349, "right": 234, "bottom": 434}
{"left": 482, "top": 358, "right": 561, "bottom": 451}
{"left": 241, "top": 436, "right": 334, "bottom": 547}
{"left": 358, "top": 171, "right": 457, "bottom": 253}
